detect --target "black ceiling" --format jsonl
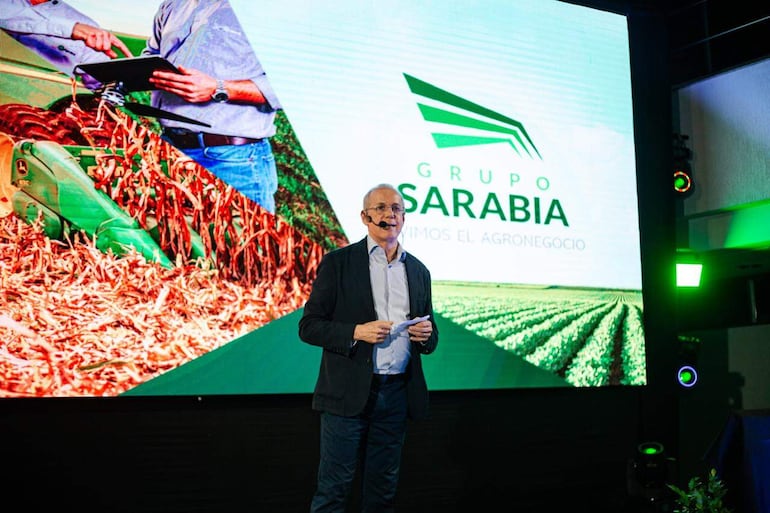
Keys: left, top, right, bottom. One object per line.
{"left": 566, "top": 0, "right": 770, "bottom": 86}
{"left": 664, "top": 0, "right": 770, "bottom": 87}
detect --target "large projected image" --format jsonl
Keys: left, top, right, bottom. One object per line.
{"left": 0, "top": 0, "right": 645, "bottom": 397}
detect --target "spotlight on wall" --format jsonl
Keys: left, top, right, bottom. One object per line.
{"left": 673, "top": 133, "right": 693, "bottom": 197}
{"left": 673, "top": 169, "right": 693, "bottom": 194}
{"left": 676, "top": 335, "right": 700, "bottom": 389}
{"left": 677, "top": 365, "right": 698, "bottom": 387}
{"left": 676, "top": 263, "right": 702, "bottom": 287}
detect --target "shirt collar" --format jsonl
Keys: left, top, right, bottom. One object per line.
{"left": 366, "top": 235, "right": 406, "bottom": 262}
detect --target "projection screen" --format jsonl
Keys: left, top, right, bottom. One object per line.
{"left": 0, "top": 0, "right": 646, "bottom": 397}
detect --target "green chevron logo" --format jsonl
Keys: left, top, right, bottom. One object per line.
{"left": 404, "top": 73, "right": 542, "bottom": 159}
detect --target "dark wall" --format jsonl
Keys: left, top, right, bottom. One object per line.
{"left": 0, "top": 395, "right": 319, "bottom": 512}
{"left": 0, "top": 388, "right": 652, "bottom": 513}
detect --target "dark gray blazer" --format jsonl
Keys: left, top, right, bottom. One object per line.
{"left": 298, "top": 237, "right": 439, "bottom": 420}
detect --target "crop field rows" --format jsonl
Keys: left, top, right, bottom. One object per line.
{"left": 433, "top": 283, "right": 646, "bottom": 386}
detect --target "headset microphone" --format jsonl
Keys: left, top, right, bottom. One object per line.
{"left": 364, "top": 214, "right": 394, "bottom": 228}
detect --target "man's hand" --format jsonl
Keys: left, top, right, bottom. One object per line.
{"left": 150, "top": 66, "right": 219, "bottom": 103}
{"left": 71, "top": 22, "right": 132, "bottom": 59}
{"left": 150, "top": 67, "right": 270, "bottom": 105}
{"left": 407, "top": 320, "right": 432, "bottom": 343}
{"left": 354, "top": 320, "right": 394, "bottom": 344}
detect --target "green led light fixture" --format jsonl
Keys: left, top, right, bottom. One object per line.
{"left": 676, "top": 263, "right": 703, "bottom": 287}
{"left": 673, "top": 133, "right": 694, "bottom": 197}
{"left": 673, "top": 169, "right": 692, "bottom": 194}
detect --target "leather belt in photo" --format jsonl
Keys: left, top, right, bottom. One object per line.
{"left": 372, "top": 373, "right": 406, "bottom": 385}
{"left": 163, "top": 129, "right": 264, "bottom": 149}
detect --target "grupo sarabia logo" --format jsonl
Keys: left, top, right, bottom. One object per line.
{"left": 404, "top": 73, "right": 542, "bottom": 160}
{"left": 400, "top": 73, "right": 567, "bottom": 228}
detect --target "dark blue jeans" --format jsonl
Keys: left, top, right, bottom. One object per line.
{"left": 311, "top": 377, "right": 408, "bottom": 513}
{"left": 182, "top": 139, "right": 278, "bottom": 213}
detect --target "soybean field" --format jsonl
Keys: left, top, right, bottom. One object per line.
{"left": 433, "top": 282, "right": 646, "bottom": 387}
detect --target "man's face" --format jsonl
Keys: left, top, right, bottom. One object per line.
{"left": 360, "top": 187, "right": 405, "bottom": 242}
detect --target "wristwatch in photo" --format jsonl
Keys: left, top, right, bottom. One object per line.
{"left": 212, "top": 79, "right": 229, "bottom": 102}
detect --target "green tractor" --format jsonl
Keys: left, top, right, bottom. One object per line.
{"left": 1, "top": 30, "right": 196, "bottom": 267}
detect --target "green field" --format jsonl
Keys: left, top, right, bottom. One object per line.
{"left": 432, "top": 281, "right": 646, "bottom": 386}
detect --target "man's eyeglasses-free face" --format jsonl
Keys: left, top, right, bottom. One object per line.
{"left": 365, "top": 204, "right": 404, "bottom": 215}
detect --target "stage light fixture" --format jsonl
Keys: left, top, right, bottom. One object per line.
{"left": 676, "top": 335, "right": 700, "bottom": 388}
{"left": 676, "top": 263, "right": 702, "bottom": 287}
{"left": 638, "top": 441, "right": 665, "bottom": 458}
{"left": 673, "top": 133, "right": 694, "bottom": 197}
{"left": 677, "top": 365, "right": 698, "bottom": 387}
{"left": 673, "top": 169, "right": 692, "bottom": 194}
{"left": 626, "top": 441, "right": 675, "bottom": 509}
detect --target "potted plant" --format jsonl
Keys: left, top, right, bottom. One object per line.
{"left": 667, "top": 468, "right": 732, "bottom": 513}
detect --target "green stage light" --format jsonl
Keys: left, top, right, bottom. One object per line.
{"left": 677, "top": 365, "right": 698, "bottom": 387}
{"left": 676, "top": 335, "right": 700, "bottom": 388}
{"left": 638, "top": 441, "right": 665, "bottom": 456}
{"left": 673, "top": 169, "right": 693, "bottom": 194}
{"left": 676, "top": 263, "right": 702, "bottom": 287}
{"left": 672, "top": 133, "right": 694, "bottom": 197}
{"left": 627, "top": 441, "right": 670, "bottom": 495}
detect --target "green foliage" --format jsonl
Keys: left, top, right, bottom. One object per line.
{"left": 115, "top": 34, "right": 150, "bottom": 59}
{"left": 667, "top": 469, "right": 732, "bottom": 513}
{"left": 272, "top": 110, "right": 347, "bottom": 251}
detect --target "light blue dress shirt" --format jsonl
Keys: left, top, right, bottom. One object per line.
{"left": 142, "top": 0, "right": 282, "bottom": 139}
{"left": 367, "top": 236, "right": 411, "bottom": 375}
